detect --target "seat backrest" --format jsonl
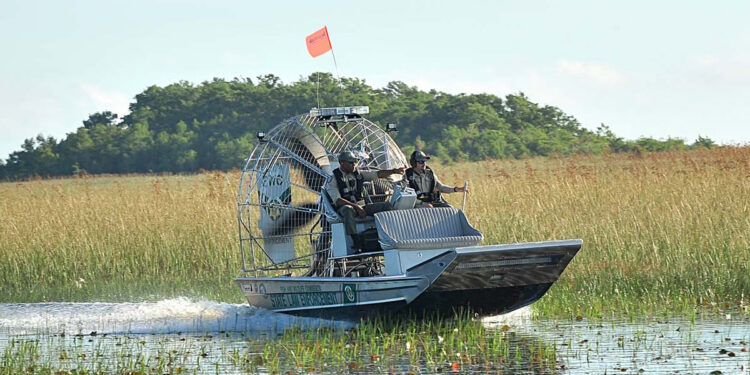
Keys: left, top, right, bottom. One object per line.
{"left": 374, "top": 207, "right": 483, "bottom": 250}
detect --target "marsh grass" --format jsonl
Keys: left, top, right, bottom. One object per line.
{"left": 1, "top": 171, "right": 241, "bottom": 303}
{"left": 1, "top": 147, "right": 749, "bottom": 317}
{"left": 442, "top": 147, "right": 750, "bottom": 318}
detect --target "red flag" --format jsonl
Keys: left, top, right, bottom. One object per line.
{"left": 306, "top": 26, "right": 332, "bottom": 58}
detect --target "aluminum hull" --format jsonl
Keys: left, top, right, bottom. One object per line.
{"left": 234, "top": 239, "right": 581, "bottom": 320}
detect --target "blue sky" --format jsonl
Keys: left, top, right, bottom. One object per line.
{"left": 2, "top": 1, "right": 748, "bottom": 159}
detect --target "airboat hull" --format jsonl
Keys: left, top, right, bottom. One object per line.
{"left": 234, "top": 239, "right": 581, "bottom": 320}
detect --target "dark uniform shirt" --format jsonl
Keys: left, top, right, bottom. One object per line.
{"left": 407, "top": 167, "right": 455, "bottom": 207}
{"left": 326, "top": 169, "right": 379, "bottom": 205}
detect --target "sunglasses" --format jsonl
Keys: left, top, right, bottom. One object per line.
{"left": 416, "top": 160, "right": 427, "bottom": 164}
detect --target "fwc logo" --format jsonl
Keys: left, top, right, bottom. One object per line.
{"left": 342, "top": 284, "right": 357, "bottom": 304}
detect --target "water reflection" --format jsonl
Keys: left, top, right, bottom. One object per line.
{"left": 485, "top": 312, "right": 749, "bottom": 374}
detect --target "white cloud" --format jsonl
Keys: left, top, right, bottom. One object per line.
{"left": 557, "top": 60, "right": 625, "bottom": 86}
{"left": 687, "top": 54, "right": 750, "bottom": 84}
{"left": 79, "top": 84, "right": 131, "bottom": 117}
{"left": 691, "top": 54, "right": 719, "bottom": 68}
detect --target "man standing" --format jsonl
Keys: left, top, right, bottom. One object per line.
{"left": 326, "top": 150, "right": 405, "bottom": 247}
{"left": 405, "top": 150, "right": 467, "bottom": 208}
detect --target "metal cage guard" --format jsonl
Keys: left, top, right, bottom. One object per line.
{"left": 237, "top": 107, "right": 407, "bottom": 277}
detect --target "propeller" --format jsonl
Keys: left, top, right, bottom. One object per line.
{"left": 261, "top": 126, "right": 398, "bottom": 236}
{"left": 265, "top": 202, "right": 320, "bottom": 237}
{"left": 262, "top": 136, "right": 325, "bottom": 236}
{"left": 286, "top": 137, "right": 327, "bottom": 192}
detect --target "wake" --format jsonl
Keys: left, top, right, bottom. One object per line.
{"left": 0, "top": 297, "right": 354, "bottom": 336}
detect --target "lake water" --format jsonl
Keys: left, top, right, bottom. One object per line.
{"left": 1, "top": 298, "right": 747, "bottom": 374}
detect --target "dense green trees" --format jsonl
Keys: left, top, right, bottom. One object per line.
{"left": 0, "top": 73, "right": 719, "bottom": 179}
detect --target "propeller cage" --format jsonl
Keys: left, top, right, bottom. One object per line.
{"left": 238, "top": 109, "right": 408, "bottom": 276}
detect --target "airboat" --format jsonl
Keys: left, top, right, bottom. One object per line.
{"left": 234, "top": 106, "right": 581, "bottom": 320}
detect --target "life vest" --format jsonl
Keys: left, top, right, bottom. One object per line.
{"left": 405, "top": 167, "right": 442, "bottom": 203}
{"left": 333, "top": 168, "right": 364, "bottom": 203}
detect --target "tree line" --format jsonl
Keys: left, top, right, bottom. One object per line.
{"left": 0, "top": 73, "right": 718, "bottom": 180}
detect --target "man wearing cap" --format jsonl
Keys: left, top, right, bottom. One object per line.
{"left": 326, "top": 150, "right": 405, "bottom": 248}
{"left": 405, "top": 150, "right": 468, "bottom": 208}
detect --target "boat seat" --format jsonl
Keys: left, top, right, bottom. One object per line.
{"left": 374, "top": 207, "right": 483, "bottom": 250}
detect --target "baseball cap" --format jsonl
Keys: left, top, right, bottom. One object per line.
{"left": 412, "top": 150, "right": 431, "bottom": 162}
{"left": 338, "top": 150, "right": 361, "bottom": 163}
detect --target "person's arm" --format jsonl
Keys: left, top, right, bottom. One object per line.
{"left": 326, "top": 178, "right": 366, "bottom": 217}
{"left": 376, "top": 167, "right": 405, "bottom": 179}
{"left": 335, "top": 197, "right": 366, "bottom": 217}
{"left": 415, "top": 200, "right": 434, "bottom": 208}
{"left": 325, "top": 178, "right": 342, "bottom": 203}
{"left": 435, "top": 175, "right": 466, "bottom": 193}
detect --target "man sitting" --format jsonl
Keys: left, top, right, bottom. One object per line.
{"left": 326, "top": 150, "right": 405, "bottom": 250}
{"left": 405, "top": 150, "right": 468, "bottom": 208}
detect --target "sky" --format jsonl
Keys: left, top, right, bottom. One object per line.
{"left": 2, "top": 0, "right": 749, "bottom": 160}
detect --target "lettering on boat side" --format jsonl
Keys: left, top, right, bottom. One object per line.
{"left": 269, "top": 292, "right": 338, "bottom": 309}
{"left": 279, "top": 284, "right": 322, "bottom": 292}
{"left": 343, "top": 284, "right": 358, "bottom": 304}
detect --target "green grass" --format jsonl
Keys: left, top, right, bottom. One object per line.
{"left": 2, "top": 148, "right": 749, "bottom": 317}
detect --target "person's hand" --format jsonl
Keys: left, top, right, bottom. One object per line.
{"left": 423, "top": 202, "right": 434, "bottom": 208}
{"left": 355, "top": 205, "right": 367, "bottom": 218}
{"left": 455, "top": 186, "right": 469, "bottom": 193}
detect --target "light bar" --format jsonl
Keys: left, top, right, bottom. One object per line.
{"left": 310, "top": 106, "right": 369, "bottom": 117}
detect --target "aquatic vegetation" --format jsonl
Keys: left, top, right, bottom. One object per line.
{"left": 1, "top": 147, "right": 749, "bottom": 318}
{"left": 256, "top": 313, "right": 557, "bottom": 373}
{"left": 0, "top": 313, "right": 558, "bottom": 374}
{"left": 2, "top": 309, "right": 748, "bottom": 374}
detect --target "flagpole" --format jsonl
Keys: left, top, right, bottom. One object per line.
{"left": 306, "top": 26, "right": 342, "bottom": 107}
{"left": 329, "top": 43, "right": 344, "bottom": 106}
{"left": 316, "top": 72, "right": 321, "bottom": 109}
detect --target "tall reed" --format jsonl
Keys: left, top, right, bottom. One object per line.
{"left": 1, "top": 172, "right": 241, "bottom": 302}
{"left": 2, "top": 147, "right": 748, "bottom": 317}
{"left": 443, "top": 147, "right": 750, "bottom": 317}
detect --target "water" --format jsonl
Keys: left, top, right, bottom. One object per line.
{"left": 1, "top": 299, "right": 748, "bottom": 373}
{"left": 0, "top": 297, "right": 353, "bottom": 336}
{"left": 484, "top": 312, "right": 750, "bottom": 374}
{"left": 0, "top": 298, "right": 355, "bottom": 374}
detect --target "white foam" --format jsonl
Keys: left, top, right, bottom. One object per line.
{"left": 0, "top": 297, "right": 355, "bottom": 336}
{"left": 480, "top": 306, "right": 533, "bottom": 328}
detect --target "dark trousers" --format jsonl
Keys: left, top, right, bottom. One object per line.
{"left": 432, "top": 200, "right": 452, "bottom": 208}
{"left": 418, "top": 200, "right": 452, "bottom": 208}
{"left": 337, "top": 202, "right": 391, "bottom": 235}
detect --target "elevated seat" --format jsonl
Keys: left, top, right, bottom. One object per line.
{"left": 374, "top": 207, "right": 483, "bottom": 250}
